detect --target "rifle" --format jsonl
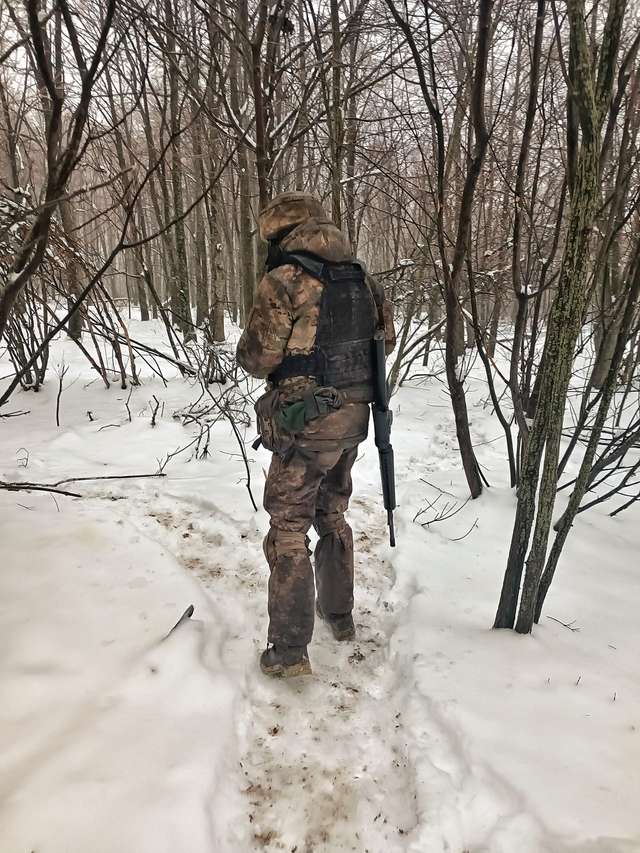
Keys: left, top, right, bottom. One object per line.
{"left": 372, "top": 329, "right": 396, "bottom": 547}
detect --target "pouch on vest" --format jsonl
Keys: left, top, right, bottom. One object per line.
{"left": 277, "top": 387, "right": 343, "bottom": 434}
{"left": 254, "top": 389, "right": 294, "bottom": 455}
{"left": 278, "top": 400, "right": 306, "bottom": 433}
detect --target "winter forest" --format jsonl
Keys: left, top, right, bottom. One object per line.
{"left": 1, "top": 0, "right": 639, "bottom": 849}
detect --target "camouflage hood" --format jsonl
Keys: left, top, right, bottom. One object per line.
{"left": 258, "top": 191, "right": 325, "bottom": 239}
{"left": 258, "top": 191, "right": 352, "bottom": 263}
{"left": 280, "top": 217, "right": 352, "bottom": 263}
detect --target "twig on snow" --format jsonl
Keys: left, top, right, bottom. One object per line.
{"left": 55, "top": 363, "right": 70, "bottom": 427}
{"left": 419, "top": 478, "right": 458, "bottom": 498}
{"left": 449, "top": 519, "right": 479, "bottom": 541}
{"left": 150, "top": 395, "right": 161, "bottom": 427}
{"left": 545, "top": 615, "right": 581, "bottom": 632}
{"left": 162, "top": 604, "right": 195, "bottom": 640}
{"left": 125, "top": 387, "right": 133, "bottom": 422}
{"left": 413, "top": 494, "right": 472, "bottom": 527}
{"left": 0, "top": 409, "right": 30, "bottom": 419}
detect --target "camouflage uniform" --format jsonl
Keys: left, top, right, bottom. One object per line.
{"left": 236, "top": 192, "right": 395, "bottom": 652}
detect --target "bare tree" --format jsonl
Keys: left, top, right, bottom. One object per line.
{"left": 495, "top": 0, "right": 629, "bottom": 633}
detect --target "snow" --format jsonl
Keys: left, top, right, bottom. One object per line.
{"left": 1, "top": 317, "right": 639, "bottom": 852}
{"left": 394, "top": 481, "right": 640, "bottom": 851}
{"left": 0, "top": 497, "right": 245, "bottom": 853}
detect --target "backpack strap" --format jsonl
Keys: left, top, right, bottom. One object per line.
{"left": 266, "top": 246, "right": 326, "bottom": 281}
{"left": 266, "top": 245, "right": 366, "bottom": 285}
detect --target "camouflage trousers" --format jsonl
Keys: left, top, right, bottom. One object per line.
{"left": 263, "top": 445, "right": 358, "bottom": 647}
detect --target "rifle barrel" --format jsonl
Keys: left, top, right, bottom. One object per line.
{"left": 388, "top": 511, "right": 396, "bottom": 547}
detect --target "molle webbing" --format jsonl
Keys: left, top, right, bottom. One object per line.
{"left": 269, "top": 338, "right": 374, "bottom": 387}
{"left": 267, "top": 251, "right": 377, "bottom": 390}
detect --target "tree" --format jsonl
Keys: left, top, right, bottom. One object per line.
{"left": 495, "top": 0, "right": 629, "bottom": 634}
{"left": 0, "top": 0, "right": 117, "bottom": 340}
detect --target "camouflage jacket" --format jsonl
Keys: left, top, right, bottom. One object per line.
{"left": 237, "top": 218, "right": 396, "bottom": 450}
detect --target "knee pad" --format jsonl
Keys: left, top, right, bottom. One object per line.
{"left": 264, "top": 528, "right": 311, "bottom": 564}
{"left": 315, "top": 514, "right": 348, "bottom": 538}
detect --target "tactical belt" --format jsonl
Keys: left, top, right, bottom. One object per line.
{"left": 251, "top": 386, "right": 342, "bottom": 451}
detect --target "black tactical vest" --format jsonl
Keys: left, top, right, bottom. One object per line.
{"left": 266, "top": 249, "right": 378, "bottom": 391}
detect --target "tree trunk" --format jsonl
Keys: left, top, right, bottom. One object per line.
{"left": 58, "top": 198, "right": 83, "bottom": 340}
{"left": 165, "top": 0, "right": 193, "bottom": 339}
{"left": 495, "top": 0, "right": 627, "bottom": 633}
{"left": 329, "top": 0, "right": 343, "bottom": 227}
{"left": 535, "top": 240, "right": 640, "bottom": 620}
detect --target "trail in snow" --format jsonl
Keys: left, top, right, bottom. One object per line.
{"left": 128, "top": 486, "right": 419, "bottom": 852}
{"left": 3, "top": 320, "right": 639, "bottom": 852}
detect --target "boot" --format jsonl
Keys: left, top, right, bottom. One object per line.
{"left": 260, "top": 644, "right": 312, "bottom": 678}
{"left": 316, "top": 600, "right": 356, "bottom": 642}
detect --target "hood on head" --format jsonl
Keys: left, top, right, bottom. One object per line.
{"left": 280, "top": 218, "right": 352, "bottom": 263}
{"left": 258, "top": 192, "right": 327, "bottom": 242}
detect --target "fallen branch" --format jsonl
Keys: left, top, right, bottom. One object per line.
{"left": 0, "top": 409, "right": 30, "bottom": 419}
{"left": 1, "top": 472, "right": 167, "bottom": 499}
{"left": 52, "top": 473, "right": 166, "bottom": 487}
{"left": 1, "top": 480, "right": 81, "bottom": 498}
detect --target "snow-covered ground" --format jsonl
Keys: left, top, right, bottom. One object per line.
{"left": 1, "top": 319, "right": 639, "bottom": 853}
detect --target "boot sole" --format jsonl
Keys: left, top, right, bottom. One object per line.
{"left": 260, "top": 659, "right": 313, "bottom": 678}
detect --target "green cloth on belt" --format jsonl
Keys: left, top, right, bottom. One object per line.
{"left": 277, "top": 388, "right": 343, "bottom": 434}
{"left": 278, "top": 400, "right": 307, "bottom": 433}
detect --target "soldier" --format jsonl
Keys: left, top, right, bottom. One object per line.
{"left": 236, "top": 191, "right": 395, "bottom": 678}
